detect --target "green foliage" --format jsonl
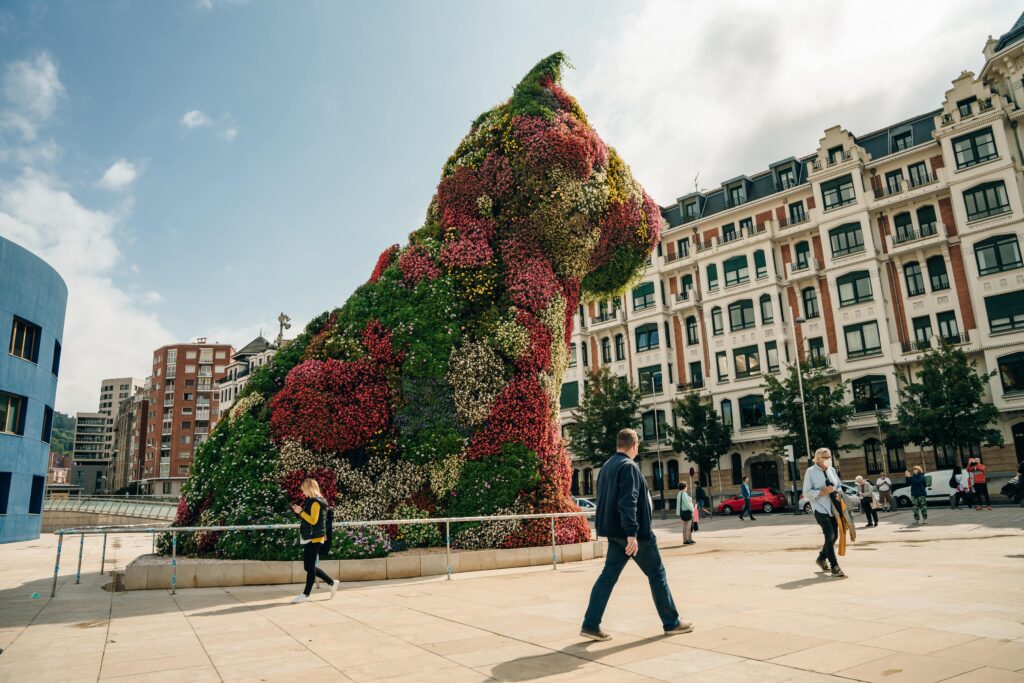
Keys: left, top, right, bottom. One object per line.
{"left": 49, "top": 411, "right": 76, "bottom": 456}
{"left": 580, "top": 243, "right": 648, "bottom": 299}
{"left": 446, "top": 443, "right": 540, "bottom": 519}
{"left": 568, "top": 367, "right": 644, "bottom": 467}
{"left": 507, "top": 51, "right": 572, "bottom": 120}
{"left": 762, "top": 363, "right": 855, "bottom": 461}
{"left": 668, "top": 393, "right": 732, "bottom": 482}
{"left": 242, "top": 311, "right": 330, "bottom": 400}
{"left": 392, "top": 504, "right": 443, "bottom": 548}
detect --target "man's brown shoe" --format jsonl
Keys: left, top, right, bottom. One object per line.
{"left": 580, "top": 628, "right": 611, "bottom": 642}
{"left": 664, "top": 621, "right": 694, "bottom": 635}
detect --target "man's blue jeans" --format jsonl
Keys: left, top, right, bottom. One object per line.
{"left": 582, "top": 537, "right": 680, "bottom": 631}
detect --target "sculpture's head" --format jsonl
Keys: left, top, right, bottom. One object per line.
{"left": 419, "top": 52, "right": 660, "bottom": 299}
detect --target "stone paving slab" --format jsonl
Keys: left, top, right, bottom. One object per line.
{"left": 0, "top": 507, "right": 1021, "bottom": 681}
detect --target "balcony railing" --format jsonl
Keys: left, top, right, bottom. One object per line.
{"left": 901, "top": 339, "right": 933, "bottom": 354}
{"left": 892, "top": 223, "right": 940, "bottom": 246}
{"left": 590, "top": 310, "right": 619, "bottom": 325}
{"left": 908, "top": 171, "right": 938, "bottom": 189}
{"left": 812, "top": 150, "right": 852, "bottom": 170}
{"left": 785, "top": 258, "right": 819, "bottom": 279}
{"left": 674, "top": 291, "right": 697, "bottom": 303}
{"left": 779, "top": 214, "right": 808, "bottom": 229}
{"left": 676, "top": 379, "right": 705, "bottom": 391}
{"left": 874, "top": 181, "right": 903, "bottom": 199}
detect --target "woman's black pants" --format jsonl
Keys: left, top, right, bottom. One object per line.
{"left": 302, "top": 542, "right": 334, "bottom": 596}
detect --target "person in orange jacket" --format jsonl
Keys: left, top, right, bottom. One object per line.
{"left": 967, "top": 457, "right": 992, "bottom": 510}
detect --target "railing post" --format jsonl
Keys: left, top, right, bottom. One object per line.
{"left": 445, "top": 521, "right": 451, "bottom": 581}
{"left": 51, "top": 531, "right": 64, "bottom": 597}
{"left": 75, "top": 533, "right": 84, "bottom": 584}
{"left": 171, "top": 532, "right": 177, "bottom": 595}
{"left": 99, "top": 532, "right": 108, "bottom": 574}
{"left": 550, "top": 516, "right": 557, "bottom": 570}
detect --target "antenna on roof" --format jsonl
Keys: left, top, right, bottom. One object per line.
{"left": 694, "top": 172, "right": 700, "bottom": 193}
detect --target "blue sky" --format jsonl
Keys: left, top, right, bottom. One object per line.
{"left": 0, "top": 0, "right": 1019, "bottom": 413}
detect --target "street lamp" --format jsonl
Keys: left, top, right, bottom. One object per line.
{"left": 641, "top": 377, "right": 668, "bottom": 520}
{"left": 789, "top": 314, "right": 812, "bottom": 471}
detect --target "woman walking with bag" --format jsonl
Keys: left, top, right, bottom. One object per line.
{"left": 855, "top": 476, "right": 878, "bottom": 528}
{"left": 676, "top": 483, "right": 695, "bottom": 545}
{"left": 290, "top": 478, "right": 338, "bottom": 604}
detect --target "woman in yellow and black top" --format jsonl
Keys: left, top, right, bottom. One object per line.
{"left": 290, "top": 478, "right": 337, "bottom": 603}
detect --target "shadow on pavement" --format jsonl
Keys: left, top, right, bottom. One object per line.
{"left": 489, "top": 635, "right": 669, "bottom": 681}
{"left": 775, "top": 575, "right": 832, "bottom": 591}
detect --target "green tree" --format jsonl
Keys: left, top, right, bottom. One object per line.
{"left": 667, "top": 392, "right": 732, "bottom": 485}
{"left": 763, "top": 362, "right": 855, "bottom": 461}
{"left": 889, "top": 344, "right": 1003, "bottom": 464}
{"left": 568, "top": 367, "right": 644, "bottom": 467}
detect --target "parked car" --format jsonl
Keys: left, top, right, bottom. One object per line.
{"left": 799, "top": 482, "right": 861, "bottom": 514}
{"left": 717, "top": 488, "right": 788, "bottom": 514}
{"left": 892, "top": 469, "right": 955, "bottom": 507}
{"left": 574, "top": 497, "right": 596, "bottom": 510}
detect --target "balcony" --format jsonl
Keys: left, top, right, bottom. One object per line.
{"left": 785, "top": 258, "right": 820, "bottom": 280}
{"left": 676, "top": 380, "right": 705, "bottom": 392}
{"left": 589, "top": 310, "right": 622, "bottom": 329}
{"left": 664, "top": 249, "right": 690, "bottom": 264}
{"left": 673, "top": 290, "right": 701, "bottom": 308}
{"left": 811, "top": 150, "right": 852, "bottom": 170}
{"left": 887, "top": 223, "right": 945, "bottom": 254}
{"left": 907, "top": 171, "right": 938, "bottom": 189}
{"left": 873, "top": 181, "right": 904, "bottom": 199}
{"left": 778, "top": 214, "right": 809, "bottom": 229}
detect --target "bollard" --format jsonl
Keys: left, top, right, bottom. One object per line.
{"left": 445, "top": 521, "right": 451, "bottom": 581}
{"left": 100, "top": 532, "right": 108, "bottom": 574}
{"left": 51, "top": 531, "right": 64, "bottom": 598}
{"left": 75, "top": 533, "right": 85, "bottom": 584}
{"left": 550, "top": 516, "right": 557, "bottom": 570}
{"left": 171, "top": 532, "right": 177, "bottom": 595}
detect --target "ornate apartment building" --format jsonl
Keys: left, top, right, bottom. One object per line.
{"left": 561, "top": 15, "right": 1024, "bottom": 502}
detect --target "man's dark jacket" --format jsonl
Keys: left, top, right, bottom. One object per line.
{"left": 595, "top": 452, "right": 654, "bottom": 540}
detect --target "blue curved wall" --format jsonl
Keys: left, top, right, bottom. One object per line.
{"left": 0, "top": 235, "right": 67, "bottom": 543}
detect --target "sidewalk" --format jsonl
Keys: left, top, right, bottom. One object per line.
{"left": 1, "top": 507, "right": 1022, "bottom": 681}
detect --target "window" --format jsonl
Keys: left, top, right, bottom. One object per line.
{"left": 885, "top": 170, "right": 903, "bottom": 194}
{"left": 601, "top": 337, "right": 612, "bottom": 364}
{"left": 180, "top": 435, "right": 191, "bottom": 444}
{"left": 9, "top": 317, "right": 40, "bottom": 363}
{"left": 633, "top": 282, "right": 655, "bottom": 310}
{"left": 912, "top": 316, "right": 933, "bottom": 349}
{"left": 728, "top": 185, "right": 746, "bottom": 206}
{"left": 668, "top": 460, "right": 679, "bottom": 489}
{"left": 636, "top": 323, "right": 660, "bottom": 351}
{"left": 728, "top": 300, "right": 755, "bottom": 331}
{"left": 739, "top": 395, "right": 766, "bottom": 428}
{"left": 51, "top": 339, "right": 61, "bottom": 377}
{"left": 664, "top": 321, "right": 672, "bottom": 349}
{"left": 852, "top": 375, "right": 890, "bottom": 412}
{"left": 927, "top": 256, "right": 949, "bottom": 291}
{"left": 0, "top": 472, "right": 10, "bottom": 514}
{"left": 957, "top": 97, "right": 975, "bottom": 118}
{"left": 730, "top": 452, "right": 742, "bottom": 484}
{"left": 916, "top": 206, "right": 937, "bottom": 236}
{"left": 934, "top": 445, "right": 958, "bottom": 469}
{"left": 722, "top": 223, "right": 737, "bottom": 241}
{"left": 937, "top": 311, "right": 961, "bottom": 343}
{"left": 894, "top": 212, "right": 913, "bottom": 242}
{"left": 677, "top": 237, "right": 691, "bottom": 257}
{"left": 707, "top": 264, "right": 719, "bottom": 290}
{"left": 684, "top": 202, "right": 699, "bottom": 220}
{"left": 41, "top": 406, "right": 53, "bottom": 443}
{"left": 986, "top": 290, "right": 1024, "bottom": 333}
{"left": 821, "top": 174, "right": 855, "bottom": 210}
{"left": 560, "top": 381, "right": 579, "bottom": 409}
{"left": 711, "top": 307, "right": 723, "bottom": 335}
{"left": 685, "top": 316, "right": 698, "bottom": 345}
{"left": 952, "top": 127, "right": 997, "bottom": 169}
{"left": 724, "top": 255, "right": 749, "bottom": 286}
{"left": 904, "top": 262, "right": 925, "bottom": 297}
{"left": 789, "top": 201, "right": 806, "bottom": 224}
{"left": 837, "top": 271, "right": 873, "bottom": 306}
{"left": 28, "top": 475, "right": 44, "bottom": 514}
{"left": 778, "top": 168, "right": 796, "bottom": 189}
{"left": 638, "top": 365, "right": 663, "bottom": 395}
{"left": 615, "top": 334, "right": 625, "bottom": 361}
{"left": 908, "top": 162, "right": 929, "bottom": 187}
{"left": 829, "top": 222, "right": 865, "bottom": 257}
{"left": 845, "top": 321, "right": 882, "bottom": 358}
{"left": 827, "top": 145, "right": 844, "bottom": 163}
{"left": 681, "top": 274, "right": 694, "bottom": 298}
{"left": 964, "top": 181, "right": 1010, "bottom": 221}
{"left": 997, "top": 352, "right": 1024, "bottom": 393}
{"left": 163, "top": 482, "right": 173, "bottom": 495}
{"left": 760, "top": 294, "right": 773, "bottom": 323}
{"left": 568, "top": 343, "right": 577, "bottom": 368}
{"left": 733, "top": 346, "right": 761, "bottom": 378}
{"left": 975, "top": 235, "right": 1023, "bottom": 275}
{"left": 887, "top": 447, "right": 906, "bottom": 473}
{"left": 0, "top": 392, "right": 25, "bottom": 435}
{"left": 652, "top": 461, "right": 662, "bottom": 490}
{"left": 581, "top": 341, "right": 588, "bottom": 367}
{"left": 765, "top": 341, "right": 779, "bottom": 372}
{"left": 892, "top": 131, "right": 912, "bottom": 152}
{"left": 716, "top": 351, "right": 729, "bottom": 381}
{"left": 802, "top": 287, "right": 820, "bottom": 319}
{"left": 689, "top": 361, "right": 703, "bottom": 388}
{"left": 794, "top": 241, "right": 810, "bottom": 269}
{"left": 642, "top": 409, "right": 668, "bottom": 441}
{"left": 864, "top": 439, "right": 884, "bottom": 474}
{"left": 753, "top": 250, "right": 767, "bottom": 278}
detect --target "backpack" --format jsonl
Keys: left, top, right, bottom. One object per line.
{"left": 318, "top": 505, "right": 334, "bottom": 559}
{"left": 949, "top": 473, "right": 958, "bottom": 488}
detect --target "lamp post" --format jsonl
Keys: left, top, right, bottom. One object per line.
{"left": 642, "top": 377, "right": 667, "bottom": 520}
{"left": 789, "top": 314, "right": 812, "bottom": 465}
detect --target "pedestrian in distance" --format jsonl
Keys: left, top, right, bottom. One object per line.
{"left": 581, "top": 428, "right": 693, "bottom": 642}
{"left": 949, "top": 463, "right": 969, "bottom": 510}
{"left": 855, "top": 476, "right": 878, "bottom": 527}
{"left": 802, "top": 447, "right": 848, "bottom": 578}
{"left": 967, "top": 457, "right": 992, "bottom": 510}
{"left": 289, "top": 478, "right": 338, "bottom": 604}
{"left": 695, "top": 483, "right": 711, "bottom": 517}
{"left": 875, "top": 472, "right": 893, "bottom": 511}
{"left": 676, "top": 483, "right": 695, "bottom": 545}
{"left": 738, "top": 475, "right": 755, "bottom": 521}
{"left": 905, "top": 466, "right": 929, "bottom": 524}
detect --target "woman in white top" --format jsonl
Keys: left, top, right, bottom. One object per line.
{"left": 676, "top": 483, "right": 696, "bottom": 545}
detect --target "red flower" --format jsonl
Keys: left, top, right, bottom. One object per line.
{"left": 398, "top": 245, "right": 441, "bottom": 286}
{"left": 466, "top": 376, "right": 550, "bottom": 461}
{"left": 282, "top": 467, "right": 339, "bottom": 506}
{"left": 369, "top": 244, "right": 400, "bottom": 283}
{"left": 361, "top": 319, "right": 404, "bottom": 366}
{"left": 511, "top": 112, "right": 607, "bottom": 181}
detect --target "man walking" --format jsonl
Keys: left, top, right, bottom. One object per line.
{"left": 738, "top": 475, "right": 755, "bottom": 521}
{"left": 581, "top": 428, "right": 693, "bottom": 641}
{"left": 802, "top": 447, "right": 846, "bottom": 578}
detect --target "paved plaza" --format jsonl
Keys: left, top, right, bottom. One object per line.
{"left": 1, "top": 506, "right": 1023, "bottom": 682}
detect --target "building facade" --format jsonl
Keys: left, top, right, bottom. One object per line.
{"left": 0, "top": 235, "right": 67, "bottom": 543}
{"left": 71, "top": 376, "right": 143, "bottom": 494}
{"left": 138, "top": 340, "right": 232, "bottom": 497}
{"left": 110, "top": 387, "right": 149, "bottom": 494}
{"left": 561, "top": 16, "right": 1024, "bottom": 504}
{"left": 217, "top": 336, "right": 277, "bottom": 417}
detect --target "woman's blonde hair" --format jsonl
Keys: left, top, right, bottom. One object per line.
{"left": 301, "top": 478, "right": 324, "bottom": 499}
{"left": 912, "top": 465, "right": 923, "bottom": 474}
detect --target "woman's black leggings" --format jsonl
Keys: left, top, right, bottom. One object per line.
{"left": 861, "top": 497, "right": 878, "bottom": 525}
{"left": 302, "top": 542, "right": 334, "bottom": 596}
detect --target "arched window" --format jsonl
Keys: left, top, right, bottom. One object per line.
{"left": 728, "top": 299, "right": 755, "bottom": 331}
{"left": 760, "top": 293, "right": 773, "bottom": 323}
{"left": 917, "top": 205, "right": 937, "bottom": 234}
{"left": 601, "top": 337, "right": 612, "bottom": 364}
{"left": 724, "top": 255, "right": 750, "bottom": 286}
{"left": 754, "top": 250, "right": 767, "bottom": 278}
{"left": 802, "top": 287, "right": 820, "bottom": 318}
{"left": 829, "top": 222, "right": 865, "bottom": 257}
{"left": 571, "top": 469, "right": 580, "bottom": 496}
{"left": 711, "top": 306, "right": 723, "bottom": 335}
{"left": 614, "top": 334, "right": 625, "bottom": 361}
{"left": 927, "top": 256, "right": 949, "bottom": 291}
{"left": 685, "top": 316, "right": 699, "bottom": 345}
{"left": 721, "top": 399, "right": 734, "bottom": 430}
{"left": 794, "top": 241, "right": 810, "bottom": 269}
{"left": 707, "top": 263, "right": 719, "bottom": 290}
{"left": 864, "top": 438, "right": 884, "bottom": 474}
{"left": 974, "top": 234, "right": 1023, "bottom": 275}
{"left": 583, "top": 468, "right": 593, "bottom": 495}
{"left": 668, "top": 460, "right": 680, "bottom": 489}
{"left": 852, "top": 375, "right": 890, "bottom": 412}
{"left": 893, "top": 212, "right": 914, "bottom": 242}
{"left": 836, "top": 270, "right": 873, "bottom": 306}
{"left": 904, "top": 261, "right": 925, "bottom": 296}
{"left": 730, "top": 452, "right": 742, "bottom": 485}
{"left": 738, "top": 395, "right": 767, "bottom": 428}
{"left": 635, "top": 323, "right": 660, "bottom": 351}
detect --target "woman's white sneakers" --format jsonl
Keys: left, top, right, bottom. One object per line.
{"left": 329, "top": 581, "right": 338, "bottom": 600}
{"left": 292, "top": 594, "right": 309, "bottom": 604}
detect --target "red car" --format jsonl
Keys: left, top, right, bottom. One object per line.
{"left": 716, "top": 488, "right": 788, "bottom": 514}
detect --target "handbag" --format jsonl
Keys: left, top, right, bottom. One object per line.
{"left": 680, "top": 510, "right": 693, "bottom": 521}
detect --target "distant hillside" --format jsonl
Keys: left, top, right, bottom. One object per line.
{"left": 50, "top": 411, "right": 76, "bottom": 456}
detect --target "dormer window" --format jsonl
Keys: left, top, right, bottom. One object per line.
{"left": 777, "top": 168, "right": 795, "bottom": 190}
{"left": 892, "top": 131, "right": 912, "bottom": 152}
{"left": 957, "top": 97, "right": 976, "bottom": 118}
{"left": 684, "top": 201, "right": 699, "bottom": 220}
{"left": 728, "top": 185, "right": 746, "bottom": 207}
{"left": 827, "top": 145, "right": 844, "bottom": 164}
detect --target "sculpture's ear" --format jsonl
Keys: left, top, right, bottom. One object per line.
{"left": 508, "top": 52, "right": 571, "bottom": 120}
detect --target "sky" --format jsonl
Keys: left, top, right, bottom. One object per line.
{"left": 0, "top": 0, "right": 1019, "bottom": 415}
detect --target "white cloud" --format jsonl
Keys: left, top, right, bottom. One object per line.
{"left": 196, "top": 0, "right": 214, "bottom": 9}
{"left": 566, "top": 0, "right": 1016, "bottom": 204}
{"left": 96, "top": 158, "right": 140, "bottom": 191}
{"left": 180, "top": 109, "right": 212, "bottom": 128}
{"left": 0, "top": 52, "right": 64, "bottom": 141}
{"left": 144, "top": 291, "right": 162, "bottom": 304}
{"left": 0, "top": 170, "right": 172, "bottom": 413}
{"left": 220, "top": 126, "right": 238, "bottom": 142}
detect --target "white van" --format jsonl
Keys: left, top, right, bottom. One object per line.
{"left": 891, "top": 469, "right": 956, "bottom": 507}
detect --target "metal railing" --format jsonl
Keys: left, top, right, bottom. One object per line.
{"left": 44, "top": 497, "right": 178, "bottom": 520}
{"left": 50, "top": 510, "right": 596, "bottom": 597}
